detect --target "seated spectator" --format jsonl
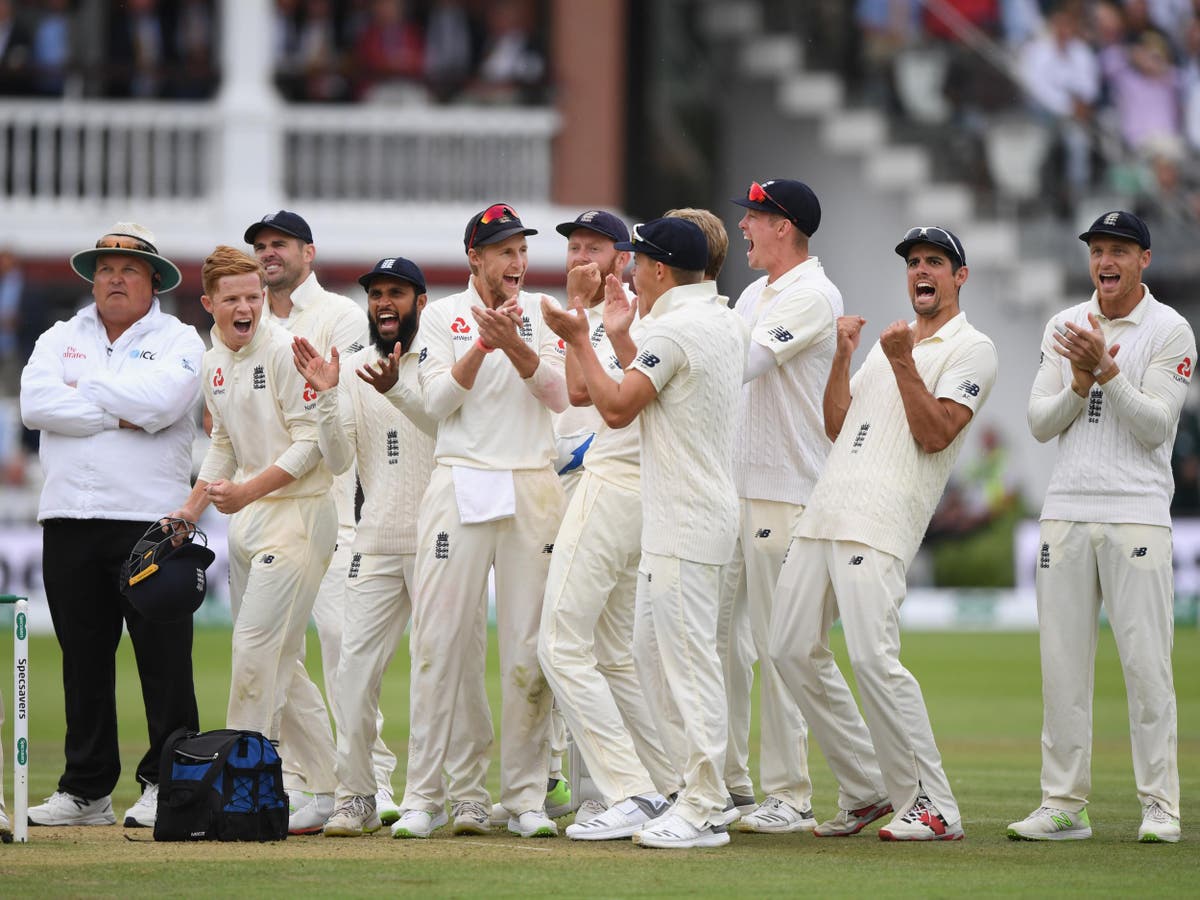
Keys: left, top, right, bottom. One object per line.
{"left": 170, "top": 0, "right": 217, "bottom": 99}
{"left": 296, "top": 0, "right": 348, "bottom": 102}
{"left": 1100, "top": 27, "right": 1183, "bottom": 154}
{"left": 0, "top": 0, "right": 33, "bottom": 96}
{"left": 424, "top": 0, "right": 481, "bottom": 102}
{"left": 273, "top": 0, "right": 305, "bottom": 101}
{"left": 106, "top": 0, "right": 167, "bottom": 98}
{"left": 31, "top": 0, "right": 71, "bottom": 96}
{"left": 469, "top": 0, "right": 547, "bottom": 105}
{"left": 351, "top": 0, "right": 425, "bottom": 102}
{"left": 1018, "top": 1, "right": 1100, "bottom": 216}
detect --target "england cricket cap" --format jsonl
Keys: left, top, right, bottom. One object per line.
{"left": 731, "top": 179, "right": 822, "bottom": 237}
{"left": 358, "top": 256, "right": 427, "bottom": 295}
{"left": 1078, "top": 210, "right": 1151, "bottom": 250}
{"left": 70, "top": 222, "right": 183, "bottom": 293}
{"left": 244, "top": 210, "right": 314, "bottom": 245}
{"left": 895, "top": 225, "right": 967, "bottom": 268}
{"left": 464, "top": 203, "right": 538, "bottom": 251}
{"left": 555, "top": 210, "right": 630, "bottom": 244}
{"left": 615, "top": 217, "right": 708, "bottom": 271}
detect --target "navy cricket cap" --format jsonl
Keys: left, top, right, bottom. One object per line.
{"left": 615, "top": 217, "right": 708, "bottom": 271}
{"left": 358, "top": 256, "right": 427, "bottom": 295}
{"left": 1078, "top": 210, "right": 1151, "bottom": 250}
{"left": 244, "top": 210, "right": 314, "bottom": 245}
{"left": 895, "top": 225, "right": 966, "bottom": 268}
{"left": 731, "top": 179, "right": 822, "bottom": 237}
{"left": 464, "top": 203, "right": 538, "bottom": 251}
{"left": 555, "top": 210, "right": 630, "bottom": 244}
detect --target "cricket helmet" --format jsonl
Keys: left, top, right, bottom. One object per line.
{"left": 120, "top": 518, "right": 216, "bottom": 623}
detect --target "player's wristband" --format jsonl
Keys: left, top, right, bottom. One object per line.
{"left": 475, "top": 338, "right": 495, "bottom": 354}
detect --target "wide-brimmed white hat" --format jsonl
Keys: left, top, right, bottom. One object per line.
{"left": 70, "top": 222, "right": 182, "bottom": 293}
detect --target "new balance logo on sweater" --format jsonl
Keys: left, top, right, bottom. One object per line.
{"left": 956, "top": 380, "right": 980, "bottom": 397}
{"left": 755, "top": 529, "right": 771, "bottom": 539}
{"left": 1131, "top": 547, "right": 1148, "bottom": 558}
{"left": 636, "top": 351, "right": 660, "bottom": 368}
{"left": 768, "top": 326, "right": 794, "bottom": 343}
{"left": 852, "top": 423, "right": 870, "bottom": 452}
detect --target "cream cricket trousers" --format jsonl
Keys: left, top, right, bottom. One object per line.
{"left": 769, "top": 538, "right": 937, "bottom": 820}
{"left": 633, "top": 551, "right": 728, "bottom": 829}
{"left": 739, "top": 499, "right": 813, "bottom": 812}
{"left": 1036, "top": 520, "right": 1178, "bottom": 817}
{"left": 226, "top": 495, "right": 338, "bottom": 793}
{"left": 538, "top": 471, "right": 680, "bottom": 805}
{"left": 333, "top": 551, "right": 493, "bottom": 802}
{"left": 715, "top": 534, "right": 755, "bottom": 798}
{"left": 402, "top": 465, "right": 564, "bottom": 815}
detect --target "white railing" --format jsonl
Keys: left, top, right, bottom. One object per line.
{"left": 282, "top": 106, "right": 560, "bottom": 204}
{"left": 0, "top": 100, "right": 217, "bottom": 207}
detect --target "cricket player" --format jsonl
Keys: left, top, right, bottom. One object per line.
{"left": 244, "top": 210, "right": 381, "bottom": 830}
{"left": 769, "top": 226, "right": 995, "bottom": 841}
{"left": 727, "top": 179, "right": 846, "bottom": 835}
{"left": 291, "top": 257, "right": 496, "bottom": 837}
{"left": 1009, "top": 211, "right": 1194, "bottom": 844}
{"left": 664, "top": 207, "right": 756, "bottom": 819}
{"left": 543, "top": 216, "right": 749, "bottom": 849}
{"left": 538, "top": 233, "right": 684, "bottom": 842}
{"left": 170, "top": 246, "right": 336, "bottom": 823}
{"left": 394, "top": 204, "right": 568, "bottom": 840}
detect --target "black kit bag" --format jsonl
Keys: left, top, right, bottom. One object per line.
{"left": 154, "top": 728, "right": 289, "bottom": 842}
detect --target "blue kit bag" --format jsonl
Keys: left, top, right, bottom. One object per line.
{"left": 154, "top": 728, "right": 289, "bottom": 841}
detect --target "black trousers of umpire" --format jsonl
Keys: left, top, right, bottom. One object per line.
{"left": 42, "top": 518, "right": 200, "bottom": 800}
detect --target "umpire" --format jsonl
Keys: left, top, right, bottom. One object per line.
{"left": 19, "top": 223, "right": 205, "bottom": 828}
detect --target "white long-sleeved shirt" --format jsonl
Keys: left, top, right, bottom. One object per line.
{"left": 416, "top": 278, "right": 567, "bottom": 470}
{"left": 198, "top": 319, "right": 328, "bottom": 499}
{"left": 20, "top": 300, "right": 203, "bottom": 521}
{"left": 734, "top": 256, "right": 842, "bottom": 506}
{"left": 1019, "top": 33, "right": 1100, "bottom": 117}
{"left": 313, "top": 345, "right": 435, "bottom": 555}
{"left": 581, "top": 316, "right": 644, "bottom": 494}
{"left": 1028, "top": 289, "right": 1195, "bottom": 526}
{"left": 268, "top": 271, "right": 369, "bottom": 531}
{"left": 629, "top": 282, "right": 749, "bottom": 565}
{"left": 794, "top": 313, "right": 997, "bottom": 566}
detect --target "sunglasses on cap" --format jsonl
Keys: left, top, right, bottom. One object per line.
{"left": 899, "top": 226, "right": 964, "bottom": 264}
{"left": 747, "top": 181, "right": 795, "bottom": 223}
{"left": 96, "top": 234, "right": 158, "bottom": 254}
{"left": 630, "top": 222, "right": 672, "bottom": 259}
{"left": 468, "top": 203, "right": 519, "bottom": 250}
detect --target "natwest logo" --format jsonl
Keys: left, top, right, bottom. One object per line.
{"left": 303, "top": 383, "right": 317, "bottom": 402}
{"left": 1179, "top": 357, "right": 1193, "bottom": 378}
{"left": 212, "top": 368, "right": 225, "bottom": 387}
{"left": 451, "top": 317, "right": 471, "bottom": 334}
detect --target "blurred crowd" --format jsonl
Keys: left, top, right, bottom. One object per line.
{"left": 846, "top": 0, "right": 1200, "bottom": 221}
{"left": 0, "top": 0, "right": 550, "bottom": 105}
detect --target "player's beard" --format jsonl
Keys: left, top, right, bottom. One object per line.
{"left": 369, "top": 304, "right": 420, "bottom": 357}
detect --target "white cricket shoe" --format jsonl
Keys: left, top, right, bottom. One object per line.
{"left": 508, "top": 809, "right": 558, "bottom": 838}
{"left": 633, "top": 812, "right": 729, "bottom": 849}
{"left": 878, "top": 794, "right": 964, "bottom": 841}
{"left": 734, "top": 795, "right": 817, "bottom": 834}
{"left": 1138, "top": 801, "right": 1181, "bottom": 844}
{"left": 1007, "top": 806, "right": 1092, "bottom": 841}
{"left": 813, "top": 799, "right": 893, "bottom": 837}
{"left": 574, "top": 798, "right": 607, "bottom": 826}
{"left": 451, "top": 800, "right": 491, "bottom": 836}
{"left": 391, "top": 807, "right": 448, "bottom": 839}
{"left": 323, "top": 795, "right": 381, "bottom": 837}
{"left": 566, "top": 794, "right": 668, "bottom": 841}
{"left": 28, "top": 791, "right": 116, "bottom": 826}
{"left": 375, "top": 787, "right": 400, "bottom": 826}
{"left": 288, "top": 790, "right": 335, "bottom": 835}
{"left": 123, "top": 783, "right": 159, "bottom": 828}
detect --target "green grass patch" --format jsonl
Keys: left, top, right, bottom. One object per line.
{"left": 0, "top": 625, "right": 1195, "bottom": 897}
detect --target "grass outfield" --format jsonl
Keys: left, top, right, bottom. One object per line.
{"left": 0, "top": 624, "right": 1196, "bottom": 897}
